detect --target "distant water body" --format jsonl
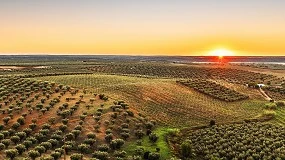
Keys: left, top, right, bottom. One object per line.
{"left": 0, "top": 55, "right": 284, "bottom": 64}
{"left": 229, "top": 62, "right": 285, "bottom": 65}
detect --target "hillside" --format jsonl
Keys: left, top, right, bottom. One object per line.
{"left": 34, "top": 74, "right": 266, "bottom": 127}
{"left": 0, "top": 77, "right": 160, "bottom": 160}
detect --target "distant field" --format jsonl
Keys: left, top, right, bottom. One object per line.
{"left": 177, "top": 79, "right": 249, "bottom": 102}
{"left": 33, "top": 74, "right": 154, "bottom": 96}
{"left": 34, "top": 74, "right": 266, "bottom": 127}
{"left": 87, "top": 63, "right": 279, "bottom": 85}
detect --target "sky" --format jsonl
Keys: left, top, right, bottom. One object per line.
{"left": 0, "top": 0, "right": 285, "bottom": 56}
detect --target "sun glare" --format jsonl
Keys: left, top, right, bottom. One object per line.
{"left": 209, "top": 49, "right": 235, "bottom": 58}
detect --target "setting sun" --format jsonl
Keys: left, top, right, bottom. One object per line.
{"left": 209, "top": 49, "right": 235, "bottom": 57}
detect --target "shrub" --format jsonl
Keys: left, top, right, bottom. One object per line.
{"left": 149, "top": 133, "right": 159, "bottom": 143}
{"left": 135, "top": 147, "right": 144, "bottom": 156}
{"left": 40, "top": 142, "right": 52, "bottom": 150}
{"left": 92, "top": 151, "right": 109, "bottom": 160}
{"left": 1, "top": 139, "right": 11, "bottom": 148}
{"left": 105, "top": 133, "right": 113, "bottom": 143}
{"left": 0, "top": 133, "right": 4, "bottom": 140}
{"left": 40, "top": 155, "right": 54, "bottom": 160}
{"left": 180, "top": 139, "right": 194, "bottom": 158}
{"left": 60, "top": 110, "right": 71, "bottom": 118}
{"left": 65, "top": 133, "right": 74, "bottom": 141}
{"left": 12, "top": 122, "right": 20, "bottom": 130}
{"left": 114, "top": 150, "right": 127, "bottom": 158}
{"left": 48, "top": 117, "right": 56, "bottom": 124}
{"left": 28, "top": 150, "right": 40, "bottom": 160}
{"left": 148, "top": 152, "right": 160, "bottom": 160}
{"left": 74, "top": 125, "right": 82, "bottom": 131}
{"left": 135, "top": 129, "right": 144, "bottom": 139}
{"left": 99, "top": 94, "right": 105, "bottom": 100}
{"left": 126, "top": 110, "right": 134, "bottom": 117}
{"left": 145, "top": 122, "right": 154, "bottom": 130}
{"left": 48, "top": 139, "right": 59, "bottom": 148}
{"left": 87, "top": 132, "right": 96, "bottom": 139}
{"left": 143, "top": 151, "right": 151, "bottom": 160}
{"left": 35, "top": 145, "right": 46, "bottom": 155}
{"left": 31, "top": 118, "right": 37, "bottom": 123}
{"left": 39, "top": 129, "right": 50, "bottom": 136}
{"left": 50, "top": 151, "right": 61, "bottom": 160}
{"left": 120, "top": 132, "right": 130, "bottom": 140}
{"left": 10, "top": 135, "right": 20, "bottom": 144}
{"left": 98, "top": 144, "right": 110, "bottom": 152}
{"left": 276, "top": 101, "right": 285, "bottom": 107}
{"left": 5, "top": 149, "right": 18, "bottom": 160}
{"left": 110, "top": 139, "right": 125, "bottom": 150}
{"left": 70, "top": 153, "right": 83, "bottom": 160}
{"left": 34, "top": 133, "right": 46, "bottom": 142}
{"left": 55, "top": 148, "right": 64, "bottom": 155}
{"left": 16, "top": 131, "right": 27, "bottom": 140}
{"left": 71, "top": 130, "right": 81, "bottom": 139}
{"left": 26, "top": 136, "right": 38, "bottom": 144}
{"left": 51, "top": 134, "right": 63, "bottom": 141}
{"left": 15, "top": 144, "right": 26, "bottom": 155}
{"left": 42, "top": 123, "right": 51, "bottom": 129}
{"left": 83, "top": 138, "right": 96, "bottom": 146}
{"left": 8, "top": 129, "right": 16, "bottom": 136}
{"left": 62, "top": 118, "right": 69, "bottom": 125}
{"left": 210, "top": 120, "right": 216, "bottom": 126}
{"left": 78, "top": 143, "right": 90, "bottom": 154}
{"left": 62, "top": 144, "right": 72, "bottom": 154}
{"left": 17, "top": 116, "right": 25, "bottom": 125}
{"left": 80, "top": 115, "right": 87, "bottom": 121}
{"left": 78, "top": 120, "right": 84, "bottom": 125}
{"left": 23, "top": 128, "right": 32, "bottom": 136}
{"left": 3, "top": 117, "right": 11, "bottom": 125}
{"left": 265, "top": 103, "right": 277, "bottom": 110}
{"left": 0, "top": 143, "right": 5, "bottom": 150}
{"left": 29, "top": 123, "right": 37, "bottom": 130}
{"left": 0, "top": 124, "right": 4, "bottom": 131}
{"left": 23, "top": 140, "right": 33, "bottom": 149}
{"left": 59, "top": 125, "right": 68, "bottom": 132}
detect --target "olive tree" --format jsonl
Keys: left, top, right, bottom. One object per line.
{"left": 3, "top": 117, "right": 11, "bottom": 125}
{"left": 70, "top": 153, "right": 83, "bottom": 160}
{"left": 5, "top": 149, "right": 18, "bottom": 160}
{"left": 10, "top": 135, "right": 20, "bottom": 144}
{"left": 28, "top": 150, "right": 40, "bottom": 160}
{"left": 110, "top": 139, "right": 125, "bottom": 150}
{"left": 15, "top": 144, "right": 26, "bottom": 155}
{"left": 180, "top": 139, "right": 194, "bottom": 158}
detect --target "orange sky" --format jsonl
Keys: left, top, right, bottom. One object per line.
{"left": 0, "top": 1, "right": 285, "bottom": 56}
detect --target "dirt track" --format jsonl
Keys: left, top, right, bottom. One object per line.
{"left": 259, "top": 88, "right": 272, "bottom": 101}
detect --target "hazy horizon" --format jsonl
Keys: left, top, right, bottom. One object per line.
{"left": 0, "top": 53, "right": 285, "bottom": 57}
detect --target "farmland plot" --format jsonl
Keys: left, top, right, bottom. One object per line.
{"left": 35, "top": 74, "right": 265, "bottom": 127}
